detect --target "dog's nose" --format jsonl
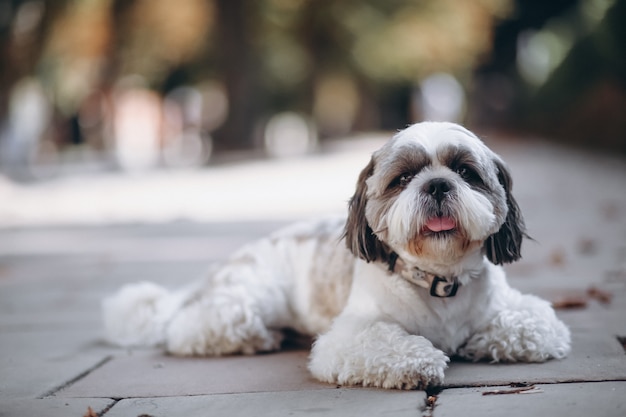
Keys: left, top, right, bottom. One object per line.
{"left": 424, "top": 178, "right": 453, "bottom": 202}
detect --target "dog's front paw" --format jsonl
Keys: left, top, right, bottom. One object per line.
{"left": 309, "top": 323, "right": 449, "bottom": 390}
{"left": 459, "top": 307, "right": 571, "bottom": 363}
{"left": 379, "top": 347, "right": 449, "bottom": 390}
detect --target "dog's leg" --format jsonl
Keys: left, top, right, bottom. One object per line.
{"left": 165, "top": 260, "right": 292, "bottom": 356}
{"left": 309, "top": 316, "right": 449, "bottom": 389}
{"left": 458, "top": 293, "right": 571, "bottom": 363}
{"left": 164, "top": 289, "right": 284, "bottom": 356}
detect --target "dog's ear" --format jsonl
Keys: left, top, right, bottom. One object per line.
{"left": 343, "top": 158, "right": 388, "bottom": 263}
{"left": 485, "top": 158, "right": 527, "bottom": 265}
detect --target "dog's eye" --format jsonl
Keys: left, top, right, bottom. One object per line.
{"left": 457, "top": 167, "right": 469, "bottom": 179}
{"left": 389, "top": 173, "right": 414, "bottom": 189}
{"left": 399, "top": 174, "right": 413, "bottom": 186}
{"left": 456, "top": 165, "right": 480, "bottom": 183}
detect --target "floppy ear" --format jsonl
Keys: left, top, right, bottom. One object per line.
{"left": 485, "top": 159, "right": 527, "bottom": 265}
{"left": 343, "top": 158, "right": 388, "bottom": 263}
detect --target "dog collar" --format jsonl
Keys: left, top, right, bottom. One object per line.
{"left": 386, "top": 252, "right": 459, "bottom": 298}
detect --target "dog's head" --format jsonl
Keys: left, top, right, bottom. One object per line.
{"left": 344, "top": 122, "right": 525, "bottom": 269}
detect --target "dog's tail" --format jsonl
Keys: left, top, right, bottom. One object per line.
{"left": 102, "top": 281, "right": 188, "bottom": 348}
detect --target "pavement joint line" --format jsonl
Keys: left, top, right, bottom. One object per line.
{"left": 441, "top": 378, "right": 626, "bottom": 390}
{"left": 436, "top": 378, "right": 626, "bottom": 396}
{"left": 95, "top": 398, "right": 119, "bottom": 417}
{"left": 421, "top": 379, "right": 626, "bottom": 416}
{"left": 422, "top": 386, "right": 443, "bottom": 417}
{"left": 616, "top": 335, "right": 626, "bottom": 352}
{"left": 38, "top": 355, "right": 113, "bottom": 399}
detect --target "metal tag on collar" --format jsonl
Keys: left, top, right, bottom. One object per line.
{"left": 430, "top": 276, "right": 458, "bottom": 297}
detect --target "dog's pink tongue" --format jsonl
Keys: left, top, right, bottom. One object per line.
{"left": 425, "top": 217, "right": 456, "bottom": 232}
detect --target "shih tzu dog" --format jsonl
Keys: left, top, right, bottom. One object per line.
{"left": 103, "top": 121, "right": 570, "bottom": 389}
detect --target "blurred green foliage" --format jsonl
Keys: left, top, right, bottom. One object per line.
{"left": 0, "top": 0, "right": 624, "bottom": 164}
{"left": 0, "top": 0, "right": 511, "bottom": 150}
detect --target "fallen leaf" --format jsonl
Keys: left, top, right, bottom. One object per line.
{"left": 549, "top": 249, "right": 566, "bottom": 267}
{"left": 578, "top": 238, "right": 596, "bottom": 255}
{"left": 601, "top": 201, "right": 619, "bottom": 221}
{"left": 552, "top": 296, "right": 588, "bottom": 310}
{"left": 587, "top": 286, "right": 612, "bottom": 304}
{"left": 83, "top": 406, "right": 98, "bottom": 417}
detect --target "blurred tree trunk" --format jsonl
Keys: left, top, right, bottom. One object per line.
{"left": 298, "top": 0, "right": 326, "bottom": 134}
{"left": 212, "top": 0, "right": 264, "bottom": 151}
{"left": 297, "top": 0, "right": 381, "bottom": 137}
{"left": 0, "top": 2, "right": 15, "bottom": 123}
{"left": 0, "top": 0, "right": 65, "bottom": 130}
{"left": 528, "top": 0, "right": 626, "bottom": 152}
{"left": 104, "top": 0, "right": 138, "bottom": 85}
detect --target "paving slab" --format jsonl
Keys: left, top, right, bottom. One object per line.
{"left": 558, "top": 300, "right": 626, "bottom": 339}
{"left": 0, "top": 221, "right": 283, "bottom": 263}
{"left": 0, "top": 138, "right": 625, "bottom": 417}
{"left": 63, "top": 324, "right": 626, "bottom": 400}
{"left": 0, "top": 222, "right": 285, "bottom": 406}
{"left": 104, "top": 388, "right": 425, "bottom": 417}
{"left": 0, "top": 328, "right": 113, "bottom": 399}
{"left": 435, "top": 381, "right": 626, "bottom": 417}
{"left": 445, "top": 314, "right": 626, "bottom": 387}
{"left": 61, "top": 289, "right": 626, "bottom": 398}
{"left": 62, "top": 349, "right": 332, "bottom": 398}
{"left": 0, "top": 398, "right": 114, "bottom": 417}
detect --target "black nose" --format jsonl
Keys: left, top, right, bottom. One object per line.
{"left": 424, "top": 178, "right": 453, "bottom": 202}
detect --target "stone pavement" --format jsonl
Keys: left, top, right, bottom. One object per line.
{"left": 0, "top": 134, "right": 625, "bottom": 416}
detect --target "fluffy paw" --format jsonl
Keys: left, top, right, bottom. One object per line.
{"left": 370, "top": 348, "right": 448, "bottom": 390}
{"left": 309, "top": 322, "right": 449, "bottom": 390}
{"left": 458, "top": 308, "right": 571, "bottom": 363}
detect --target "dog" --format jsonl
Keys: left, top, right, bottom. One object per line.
{"left": 103, "top": 121, "right": 571, "bottom": 389}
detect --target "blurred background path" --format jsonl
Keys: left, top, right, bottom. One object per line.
{"left": 1, "top": 1, "right": 626, "bottom": 415}
{"left": 0, "top": 133, "right": 625, "bottom": 416}
{"left": 1, "top": 0, "right": 625, "bottom": 185}
{"left": 0, "top": 135, "right": 385, "bottom": 226}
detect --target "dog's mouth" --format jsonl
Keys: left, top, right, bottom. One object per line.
{"left": 422, "top": 216, "right": 457, "bottom": 236}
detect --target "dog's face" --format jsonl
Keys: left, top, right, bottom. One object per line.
{"left": 345, "top": 122, "right": 525, "bottom": 269}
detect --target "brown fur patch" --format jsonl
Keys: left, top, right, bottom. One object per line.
{"left": 307, "top": 237, "right": 354, "bottom": 327}
{"left": 407, "top": 234, "right": 481, "bottom": 264}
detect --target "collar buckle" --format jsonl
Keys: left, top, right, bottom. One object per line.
{"left": 429, "top": 276, "right": 459, "bottom": 298}
{"left": 385, "top": 251, "right": 461, "bottom": 297}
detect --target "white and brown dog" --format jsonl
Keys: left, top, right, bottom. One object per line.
{"left": 103, "top": 121, "right": 570, "bottom": 389}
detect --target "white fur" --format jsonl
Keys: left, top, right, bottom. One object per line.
{"left": 102, "top": 281, "right": 186, "bottom": 347}
{"left": 103, "top": 122, "right": 571, "bottom": 390}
